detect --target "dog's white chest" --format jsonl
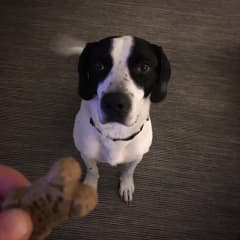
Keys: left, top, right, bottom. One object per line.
{"left": 73, "top": 104, "right": 153, "bottom": 166}
{"left": 99, "top": 139, "right": 128, "bottom": 165}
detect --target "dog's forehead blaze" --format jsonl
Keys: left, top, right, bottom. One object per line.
{"left": 111, "top": 36, "right": 133, "bottom": 67}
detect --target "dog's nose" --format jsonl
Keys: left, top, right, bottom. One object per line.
{"left": 101, "top": 92, "right": 131, "bottom": 123}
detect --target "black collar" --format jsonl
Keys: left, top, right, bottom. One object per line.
{"left": 89, "top": 118, "right": 147, "bottom": 142}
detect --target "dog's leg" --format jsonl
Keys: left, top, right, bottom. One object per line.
{"left": 119, "top": 160, "right": 141, "bottom": 203}
{"left": 81, "top": 154, "right": 99, "bottom": 190}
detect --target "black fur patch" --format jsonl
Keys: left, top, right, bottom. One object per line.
{"left": 128, "top": 37, "right": 171, "bottom": 102}
{"left": 78, "top": 37, "right": 114, "bottom": 100}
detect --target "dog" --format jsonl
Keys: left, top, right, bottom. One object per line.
{"left": 73, "top": 35, "right": 171, "bottom": 203}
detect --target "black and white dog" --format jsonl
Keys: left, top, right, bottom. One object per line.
{"left": 73, "top": 35, "right": 171, "bottom": 203}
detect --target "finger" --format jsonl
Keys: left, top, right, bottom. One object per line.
{"left": 0, "top": 209, "right": 33, "bottom": 240}
{"left": 0, "top": 165, "right": 31, "bottom": 200}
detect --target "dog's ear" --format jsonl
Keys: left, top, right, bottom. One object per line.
{"left": 150, "top": 45, "right": 171, "bottom": 102}
{"left": 78, "top": 43, "right": 96, "bottom": 100}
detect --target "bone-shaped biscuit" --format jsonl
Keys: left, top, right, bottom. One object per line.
{"left": 1, "top": 157, "right": 98, "bottom": 240}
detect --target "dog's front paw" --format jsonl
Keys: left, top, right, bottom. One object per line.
{"left": 84, "top": 172, "right": 99, "bottom": 190}
{"left": 119, "top": 175, "right": 135, "bottom": 203}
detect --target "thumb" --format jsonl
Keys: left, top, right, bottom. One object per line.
{"left": 0, "top": 209, "right": 33, "bottom": 240}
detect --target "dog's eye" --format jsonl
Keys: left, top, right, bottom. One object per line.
{"left": 135, "top": 63, "right": 151, "bottom": 73}
{"left": 94, "top": 62, "right": 105, "bottom": 72}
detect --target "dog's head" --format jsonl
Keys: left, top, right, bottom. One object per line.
{"left": 78, "top": 36, "right": 171, "bottom": 126}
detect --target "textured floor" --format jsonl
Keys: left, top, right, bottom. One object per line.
{"left": 0, "top": 1, "right": 240, "bottom": 240}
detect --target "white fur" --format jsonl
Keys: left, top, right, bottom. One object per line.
{"left": 73, "top": 36, "right": 153, "bottom": 202}
{"left": 74, "top": 100, "right": 152, "bottom": 166}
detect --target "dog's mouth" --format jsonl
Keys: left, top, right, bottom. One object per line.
{"left": 98, "top": 111, "right": 139, "bottom": 127}
{"left": 99, "top": 114, "right": 127, "bottom": 126}
{"left": 100, "top": 113, "right": 129, "bottom": 125}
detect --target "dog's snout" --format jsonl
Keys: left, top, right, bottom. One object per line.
{"left": 101, "top": 92, "right": 131, "bottom": 123}
{"left": 102, "top": 92, "right": 131, "bottom": 114}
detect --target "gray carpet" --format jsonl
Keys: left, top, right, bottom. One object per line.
{"left": 0, "top": 1, "right": 240, "bottom": 239}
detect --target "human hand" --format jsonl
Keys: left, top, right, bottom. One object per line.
{"left": 0, "top": 165, "right": 33, "bottom": 240}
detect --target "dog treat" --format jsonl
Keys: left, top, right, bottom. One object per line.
{"left": 1, "top": 157, "right": 98, "bottom": 240}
